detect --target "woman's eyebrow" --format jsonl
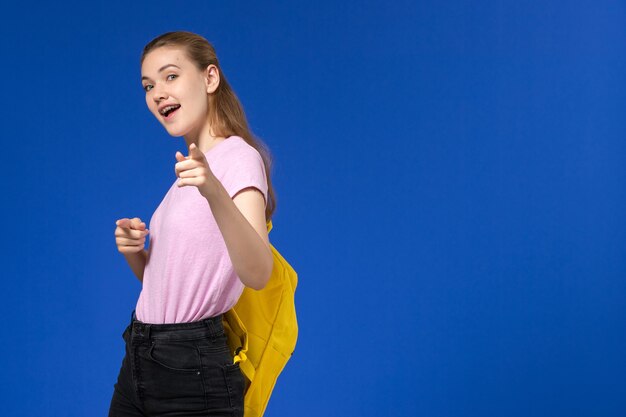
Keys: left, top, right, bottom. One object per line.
{"left": 141, "top": 64, "right": 181, "bottom": 81}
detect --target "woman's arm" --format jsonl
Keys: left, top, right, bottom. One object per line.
{"left": 174, "top": 142, "right": 272, "bottom": 290}
{"left": 123, "top": 249, "right": 147, "bottom": 283}
{"left": 204, "top": 178, "right": 273, "bottom": 290}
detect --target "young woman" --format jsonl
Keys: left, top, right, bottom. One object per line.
{"left": 108, "top": 31, "right": 277, "bottom": 417}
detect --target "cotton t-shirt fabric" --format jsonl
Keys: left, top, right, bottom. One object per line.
{"left": 135, "top": 135, "right": 269, "bottom": 324}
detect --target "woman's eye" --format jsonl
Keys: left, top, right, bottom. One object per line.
{"left": 143, "top": 75, "right": 175, "bottom": 92}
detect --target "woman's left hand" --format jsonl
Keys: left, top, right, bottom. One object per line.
{"left": 174, "top": 143, "right": 217, "bottom": 198}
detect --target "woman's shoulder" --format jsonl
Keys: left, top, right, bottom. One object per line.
{"left": 222, "top": 136, "right": 262, "bottom": 158}
{"left": 228, "top": 135, "right": 254, "bottom": 149}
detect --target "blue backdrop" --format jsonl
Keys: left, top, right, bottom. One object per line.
{"left": 1, "top": 1, "right": 624, "bottom": 416}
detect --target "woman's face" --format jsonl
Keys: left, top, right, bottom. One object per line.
{"left": 141, "top": 47, "right": 212, "bottom": 138}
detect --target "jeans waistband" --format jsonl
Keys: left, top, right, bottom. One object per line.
{"left": 128, "top": 309, "right": 225, "bottom": 341}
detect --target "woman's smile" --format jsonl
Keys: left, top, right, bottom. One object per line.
{"left": 162, "top": 105, "right": 180, "bottom": 122}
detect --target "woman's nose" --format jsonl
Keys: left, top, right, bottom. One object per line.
{"left": 152, "top": 84, "right": 168, "bottom": 102}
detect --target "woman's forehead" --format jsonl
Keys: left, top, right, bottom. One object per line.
{"left": 142, "top": 47, "right": 189, "bottom": 73}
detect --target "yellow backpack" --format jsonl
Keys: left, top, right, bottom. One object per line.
{"left": 222, "top": 219, "right": 299, "bottom": 417}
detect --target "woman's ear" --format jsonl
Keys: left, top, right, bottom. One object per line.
{"left": 205, "top": 64, "right": 220, "bottom": 94}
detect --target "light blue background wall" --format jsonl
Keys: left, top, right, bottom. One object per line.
{"left": 1, "top": 1, "right": 624, "bottom": 416}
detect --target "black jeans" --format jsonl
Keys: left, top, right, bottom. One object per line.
{"left": 108, "top": 309, "right": 245, "bottom": 417}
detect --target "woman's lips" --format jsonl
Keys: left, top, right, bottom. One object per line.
{"left": 163, "top": 107, "right": 180, "bottom": 121}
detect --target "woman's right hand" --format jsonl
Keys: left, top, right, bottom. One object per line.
{"left": 115, "top": 217, "right": 150, "bottom": 254}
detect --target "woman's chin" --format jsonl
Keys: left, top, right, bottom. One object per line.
{"left": 161, "top": 118, "right": 197, "bottom": 138}
{"left": 164, "top": 124, "right": 189, "bottom": 137}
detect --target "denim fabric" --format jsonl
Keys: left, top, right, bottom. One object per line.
{"left": 108, "top": 309, "right": 245, "bottom": 417}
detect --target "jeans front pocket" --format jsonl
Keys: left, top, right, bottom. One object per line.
{"left": 139, "top": 341, "right": 207, "bottom": 415}
{"left": 145, "top": 340, "right": 201, "bottom": 373}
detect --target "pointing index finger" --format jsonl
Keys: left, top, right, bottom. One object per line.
{"left": 189, "top": 143, "right": 205, "bottom": 160}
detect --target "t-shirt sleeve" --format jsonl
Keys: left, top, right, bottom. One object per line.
{"left": 218, "top": 146, "right": 269, "bottom": 207}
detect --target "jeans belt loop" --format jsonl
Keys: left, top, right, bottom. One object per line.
{"left": 205, "top": 317, "right": 217, "bottom": 341}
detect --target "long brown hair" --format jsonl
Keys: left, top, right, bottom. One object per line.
{"left": 140, "top": 31, "right": 276, "bottom": 222}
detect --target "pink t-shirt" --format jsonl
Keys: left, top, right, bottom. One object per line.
{"left": 135, "top": 135, "right": 269, "bottom": 324}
